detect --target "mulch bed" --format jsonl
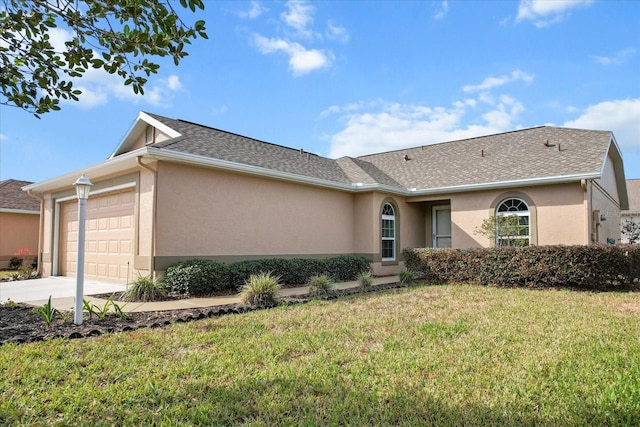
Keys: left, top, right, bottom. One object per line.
{"left": 0, "top": 282, "right": 406, "bottom": 346}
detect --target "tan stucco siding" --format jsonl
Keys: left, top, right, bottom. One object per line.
{"left": 135, "top": 164, "right": 156, "bottom": 271}
{"left": 154, "top": 162, "right": 356, "bottom": 258}
{"left": 40, "top": 195, "right": 54, "bottom": 277}
{"left": 129, "top": 126, "right": 174, "bottom": 152}
{"left": 0, "top": 212, "right": 39, "bottom": 269}
{"left": 415, "top": 183, "right": 588, "bottom": 248}
{"left": 592, "top": 182, "right": 622, "bottom": 243}
{"left": 353, "top": 193, "right": 376, "bottom": 256}
{"left": 596, "top": 154, "right": 620, "bottom": 203}
{"left": 591, "top": 153, "right": 623, "bottom": 244}
{"left": 532, "top": 184, "right": 585, "bottom": 245}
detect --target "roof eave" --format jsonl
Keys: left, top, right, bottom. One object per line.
{"left": 23, "top": 148, "right": 149, "bottom": 193}
{"left": 0, "top": 208, "right": 39, "bottom": 214}
{"left": 601, "top": 134, "right": 629, "bottom": 210}
{"left": 108, "top": 111, "right": 181, "bottom": 158}
{"left": 146, "top": 148, "right": 411, "bottom": 195}
{"left": 406, "top": 173, "right": 602, "bottom": 196}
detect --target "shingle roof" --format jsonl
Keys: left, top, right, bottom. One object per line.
{"left": 147, "top": 113, "right": 353, "bottom": 184}
{"left": 0, "top": 179, "right": 40, "bottom": 211}
{"left": 624, "top": 179, "right": 640, "bottom": 213}
{"left": 142, "top": 113, "right": 613, "bottom": 192}
{"left": 357, "top": 127, "right": 612, "bottom": 190}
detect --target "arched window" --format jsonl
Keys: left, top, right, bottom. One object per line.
{"left": 495, "top": 198, "right": 530, "bottom": 247}
{"left": 381, "top": 203, "right": 396, "bottom": 260}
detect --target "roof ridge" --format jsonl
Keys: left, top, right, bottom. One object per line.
{"left": 358, "top": 125, "right": 553, "bottom": 158}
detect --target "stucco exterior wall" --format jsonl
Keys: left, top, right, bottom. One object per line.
{"left": 595, "top": 154, "right": 620, "bottom": 203}
{"left": 40, "top": 195, "right": 55, "bottom": 277}
{"left": 0, "top": 212, "right": 39, "bottom": 269}
{"left": 153, "top": 162, "right": 357, "bottom": 268}
{"left": 129, "top": 126, "right": 174, "bottom": 152}
{"left": 591, "top": 181, "right": 622, "bottom": 244}
{"left": 409, "top": 183, "right": 588, "bottom": 248}
{"left": 135, "top": 164, "right": 156, "bottom": 272}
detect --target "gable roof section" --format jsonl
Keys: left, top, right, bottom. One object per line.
{"left": 143, "top": 113, "right": 354, "bottom": 184}
{"left": 26, "top": 112, "right": 627, "bottom": 204}
{"left": 624, "top": 179, "right": 640, "bottom": 215}
{"left": 357, "top": 126, "right": 613, "bottom": 191}
{"left": 0, "top": 179, "right": 39, "bottom": 212}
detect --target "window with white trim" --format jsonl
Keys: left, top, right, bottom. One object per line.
{"left": 496, "top": 198, "right": 530, "bottom": 247}
{"left": 381, "top": 203, "right": 396, "bottom": 260}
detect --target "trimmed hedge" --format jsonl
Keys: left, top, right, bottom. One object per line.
{"left": 165, "top": 255, "right": 371, "bottom": 296}
{"left": 164, "top": 259, "right": 231, "bottom": 295}
{"left": 403, "top": 245, "right": 640, "bottom": 291}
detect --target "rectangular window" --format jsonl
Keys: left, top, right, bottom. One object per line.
{"left": 381, "top": 239, "right": 395, "bottom": 259}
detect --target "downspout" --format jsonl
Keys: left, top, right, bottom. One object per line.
{"left": 136, "top": 156, "right": 158, "bottom": 278}
{"left": 26, "top": 189, "right": 45, "bottom": 276}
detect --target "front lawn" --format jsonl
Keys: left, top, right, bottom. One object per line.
{"left": 1, "top": 284, "right": 640, "bottom": 425}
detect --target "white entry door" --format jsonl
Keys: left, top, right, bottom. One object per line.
{"left": 432, "top": 205, "right": 452, "bottom": 248}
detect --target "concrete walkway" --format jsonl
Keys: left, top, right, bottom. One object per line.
{"left": 4, "top": 275, "right": 400, "bottom": 313}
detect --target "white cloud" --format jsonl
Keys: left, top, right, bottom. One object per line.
{"left": 327, "top": 96, "right": 525, "bottom": 158}
{"left": 166, "top": 75, "right": 183, "bottom": 91}
{"left": 326, "top": 21, "right": 349, "bottom": 43}
{"left": 237, "top": 1, "right": 268, "bottom": 19}
{"left": 516, "top": 0, "right": 593, "bottom": 27}
{"left": 326, "top": 72, "right": 535, "bottom": 157}
{"left": 434, "top": 1, "right": 449, "bottom": 20}
{"left": 463, "top": 70, "right": 534, "bottom": 93}
{"left": 592, "top": 48, "right": 636, "bottom": 66}
{"left": 0, "top": 133, "right": 7, "bottom": 142}
{"left": 281, "top": 0, "right": 315, "bottom": 38}
{"left": 563, "top": 98, "right": 640, "bottom": 148}
{"left": 69, "top": 69, "right": 184, "bottom": 109}
{"left": 253, "top": 34, "right": 333, "bottom": 76}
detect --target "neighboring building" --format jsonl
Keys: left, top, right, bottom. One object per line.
{"left": 24, "top": 112, "right": 629, "bottom": 283}
{"left": 0, "top": 179, "right": 40, "bottom": 269}
{"left": 621, "top": 179, "right": 640, "bottom": 243}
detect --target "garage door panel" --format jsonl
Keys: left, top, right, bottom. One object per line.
{"left": 59, "top": 189, "right": 135, "bottom": 284}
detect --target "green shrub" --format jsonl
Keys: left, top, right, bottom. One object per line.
{"left": 307, "top": 275, "right": 334, "bottom": 297}
{"left": 165, "top": 259, "right": 230, "bottom": 295}
{"left": 238, "top": 272, "right": 281, "bottom": 307}
{"left": 165, "top": 255, "right": 373, "bottom": 293}
{"left": 8, "top": 256, "right": 22, "bottom": 270}
{"left": 403, "top": 245, "right": 640, "bottom": 291}
{"left": 325, "top": 255, "right": 371, "bottom": 281}
{"left": 123, "top": 276, "right": 167, "bottom": 302}
{"left": 9, "top": 266, "right": 37, "bottom": 281}
{"left": 358, "top": 271, "right": 374, "bottom": 289}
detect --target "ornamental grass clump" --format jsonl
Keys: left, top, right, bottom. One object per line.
{"left": 358, "top": 270, "right": 374, "bottom": 290}
{"left": 123, "top": 275, "right": 167, "bottom": 302}
{"left": 307, "top": 274, "right": 334, "bottom": 298}
{"left": 398, "top": 270, "right": 415, "bottom": 285}
{"left": 238, "top": 272, "right": 281, "bottom": 307}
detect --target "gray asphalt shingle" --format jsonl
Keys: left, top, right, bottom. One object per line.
{"left": 144, "top": 113, "right": 613, "bottom": 192}
{"left": 0, "top": 179, "right": 39, "bottom": 211}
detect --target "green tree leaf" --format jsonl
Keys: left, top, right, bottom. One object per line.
{"left": 0, "top": 0, "right": 207, "bottom": 116}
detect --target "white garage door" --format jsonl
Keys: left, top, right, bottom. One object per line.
{"left": 60, "top": 189, "right": 135, "bottom": 283}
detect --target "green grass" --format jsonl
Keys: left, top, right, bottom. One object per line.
{"left": 2, "top": 284, "right": 640, "bottom": 425}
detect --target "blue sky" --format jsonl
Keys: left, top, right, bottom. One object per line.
{"left": 1, "top": 0, "right": 639, "bottom": 183}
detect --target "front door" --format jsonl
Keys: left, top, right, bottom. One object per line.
{"left": 432, "top": 205, "right": 452, "bottom": 248}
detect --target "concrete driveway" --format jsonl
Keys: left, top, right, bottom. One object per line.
{"left": 0, "top": 276, "right": 127, "bottom": 305}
